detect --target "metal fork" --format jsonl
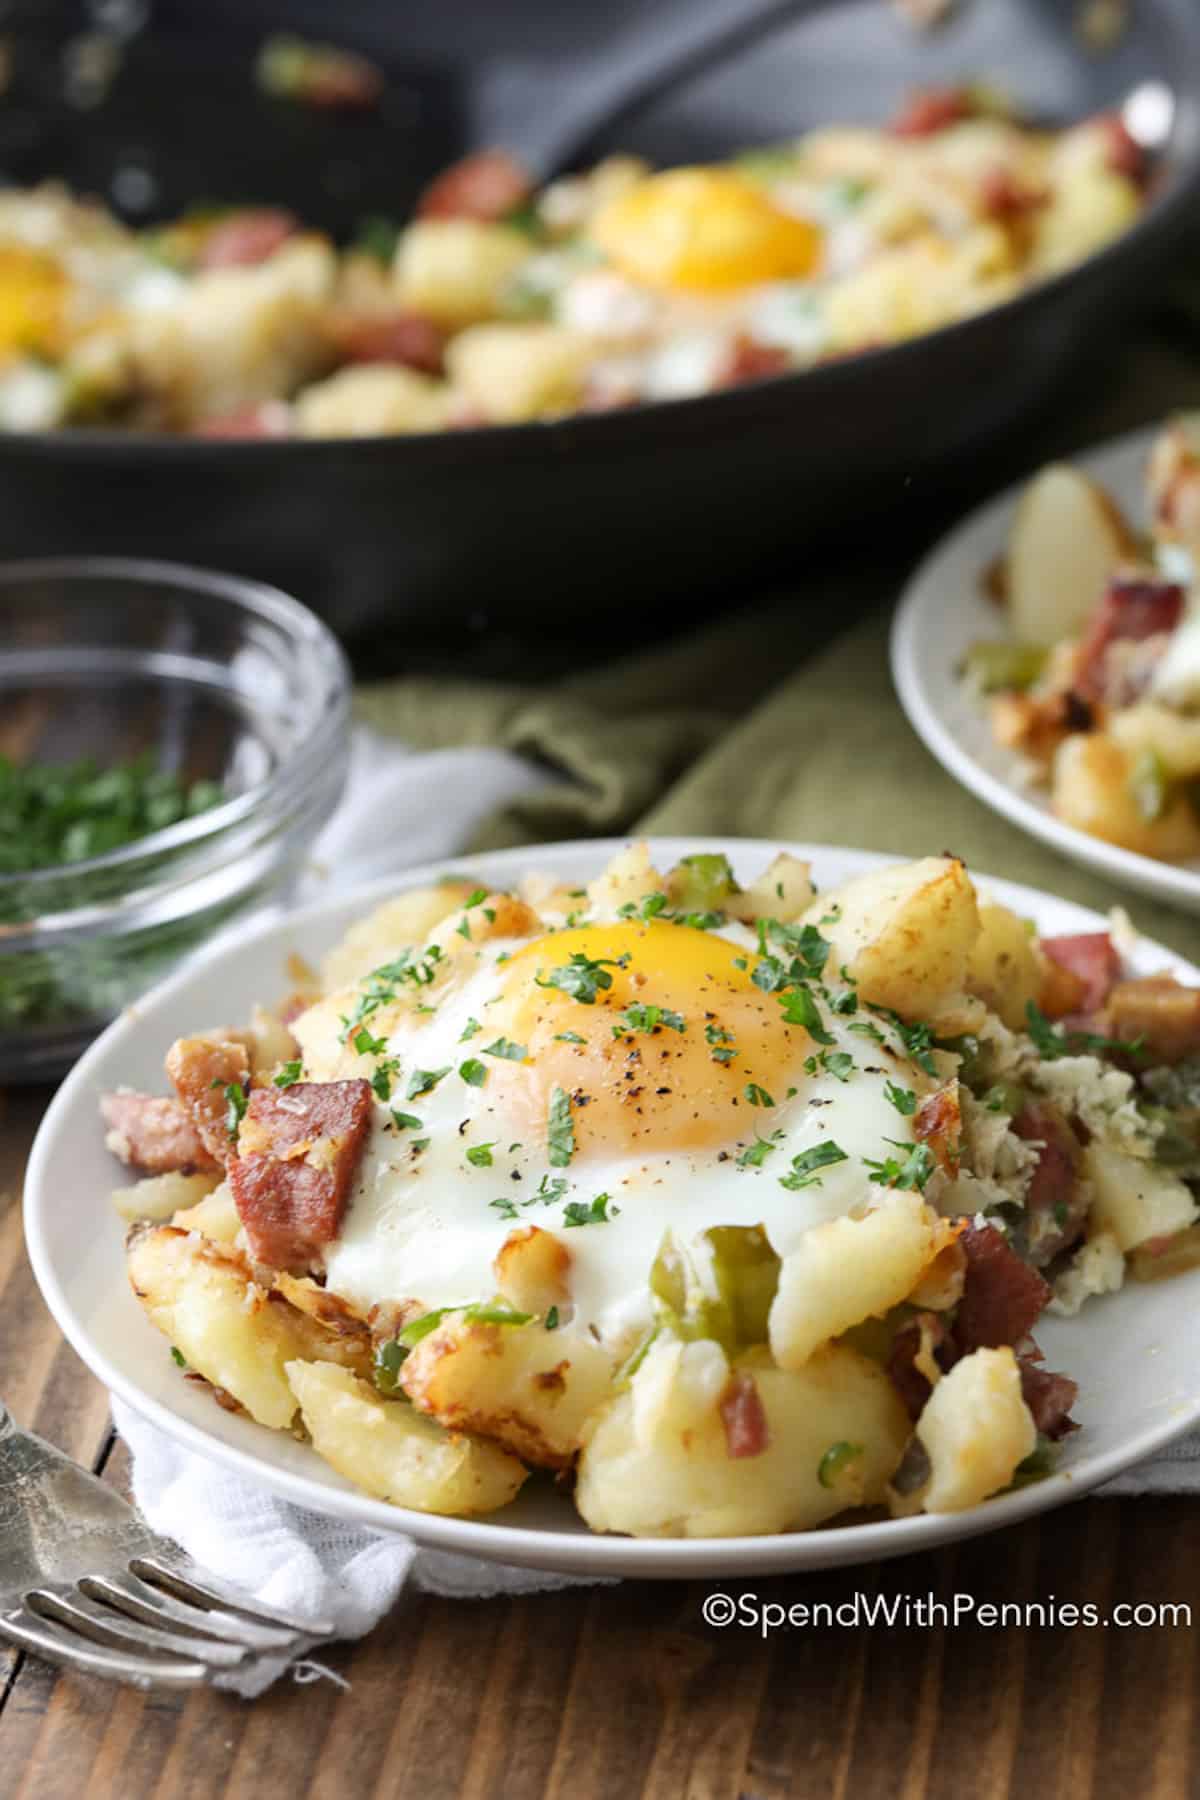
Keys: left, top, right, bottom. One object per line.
{"left": 0, "top": 1399, "right": 335, "bottom": 1689}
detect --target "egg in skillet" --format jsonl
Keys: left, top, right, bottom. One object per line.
{"left": 292, "top": 851, "right": 933, "bottom": 1358}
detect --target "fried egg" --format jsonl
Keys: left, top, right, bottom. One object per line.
{"left": 310, "top": 895, "right": 934, "bottom": 1355}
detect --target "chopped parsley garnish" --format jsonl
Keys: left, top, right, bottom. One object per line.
{"left": 617, "top": 892, "right": 669, "bottom": 921}
{"left": 396, "top": 1301, "right": 532, "bottom": 1350}
{"left": 555, "top": 1030, "right": 585, "bottom": 1044}
{"left": 273, "top": 1059, "right": 303, "bottom": 1088}
{"left": 744, "top": 1083, "right": 775, "bottom": 1108}
{"left": 548, "top": 1086, "right": 576, "bottom": 1166}
{"left": 459, "top": 1058, "right": 488, "bottom": 1087}
{"left": 1024, "top": 1000, "right": 1144, "bottom": 1063}
{"left": 466, "top": 1142, "right": 495, "bottom": 1168}
{"left": 779, "top": 1140, "right": 848, "bottom": 1190}
{"left": 885, "top": 1082, "right": 918, "bottom": 1116}
{"left": 370, "top": 1059, "right": 401, "bottom": 1102}
{"left": 737, "top": 1130, "right": 783, "bottom": 1168}
{"left": 390, "top": 1109, "right": 423, "bottom": 1131}
{"left": 778, "top": 983, "right": 836, "bottom": 1045}
{"left": 545, "top": 1306, "right": 560, "bottom": 1330}
{"left": 410, "top": 1137, "right": 430, "bottom": 1154}
{"left": 614, "top": 1004, "right": 685, "bottom": 1037}
{"left": 847, "top": 1020, "right": 886, "bottom": 1044}
{"left": 868, "top": 1006, "right": 938, "bottom": 1077}
{"left": 562, "top": 1193, "right": 618, "bottom": 1227}
{"left": 483, "top": 1036, "right": 527, "bottom": 1061}
{"left": 805, "top": 1050, "right": 855, "bottom": 1083}
{"left": 465, "top": 886, "right": 488, "bottom": 908}
{"left": 817, "top": 1441, "right": 863, "bottom": 1488}
{"left": 222, "top": 1080, "right": 248, "bottom": 1140}
{"left": 706, "top": 1023, "right": 737, "bottom": 1063}
{"left": 460, "top": 1017, "right": 482, "bottom": 1041}
{"left": 340, "top": 943, "right": 445, "bottom": 1040}
{"left": 865, "top": 1140, "right": 936, "bottom": 1191}
{"left": 757, "top": 918, "right": 830, "bottom": 981}
{"left": 490, "top": 1197, "right": 520, "bottom": 1219}
{"left": 352, "top": 1024, "right": 389, "bottom": 1058}
{"left": 407, "top": 1065, "right": 450, "bottom": 1100}
{"left": 0, "top": 751, "right": 223, "bottom": 874}
{"left": 536, "top": 951, "right": 628, "bottom": 1005}
{"left": 170, "top": 1345, "right": 187, "bottom": 1368}
{"left": 827, "top": 987, "right": 858, "bottom": 1017}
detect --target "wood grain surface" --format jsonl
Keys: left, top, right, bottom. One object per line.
{"left": 3, "top": 1083, "right": 1198, "bottom": 1800}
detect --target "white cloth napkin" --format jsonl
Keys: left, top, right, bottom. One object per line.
{"left": 112, "top": 728, "right": 1200, "bottom": 1691}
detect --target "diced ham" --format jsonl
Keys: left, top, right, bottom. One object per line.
{"left": 1039, "top": 933, "right": 1121, "bottom": 1013}
{"left": 100, "top": 1090, "right": 219, "bottom": 1175}
{"left": 198, "top": 209, "right": 298, "bottom": 269}
{"left": 914, "top": 1082, "right": 962, "bottom": 1175}
{"left": 716, "top": 335, "right": 792, "bottom": 388}
{"left": 165, "top": 1036, "right": 252, "bottom": 1167}
{"left": 891, "top": 86, "right": 973, "bottom": 137}
{"left": 1100, "top": 976, "right": 1200, "bottom": 1065}
{"left": 1018, "top": 1355, "right": 1079, "bottom": 1440}
{"left": 1097, "top": 113, "right": 1147, "bottom": 185}
{"left": 954, "top": 1222, "right": 1051, "bottom": 1352}
{"left": 228, "top": 1079, "right": 373, "bottom": 1272}
{"left": 979, "top": 167, "right": 1047, "bottom": 221}
{"left": 887, "top": 1310, "right": 959, "bottom": 1420}
{"left": 719, "top": 1371, "right": 770, "bottom": 1459}
{"left": 193, "top": 402, "right": 292, "bottom": 440}
{"left": 417, "top": 149, "right": 533, "bottom": 223}
{"left": 1011, "top": 1100, "right": 1087, "bottom": 1267}
{"left": 1076, "top": 577, "right": 1184, "bottom": 699}
{"left": 324, "top": 309, "right": 446, "bottom": 375}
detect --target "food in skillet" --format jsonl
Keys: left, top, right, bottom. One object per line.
{"left": 104, "top": 844, "right": 1200, "bottom": 1536}
{"left": 966, "top": 415, "right": 1200, "bottom": 863}
{"left": 0, "top": 88, "right": 1146, "bottom": 437}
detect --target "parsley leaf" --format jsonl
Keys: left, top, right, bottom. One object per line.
{"left": 555, "top": 1030, "right": 585, "bottom": 1044}
{"left": 614, "top": 1003, "right": 685, "bottom": 1037}
{"left": 407, "top": 1066, "right": 450, "bottom": 1100}
{"left": 548, "top": 1086, "right": 576, "bottom": 1166}
{"left": 390, "top": 1109, "right": 423, "bottom": 1131}
{"left": 805, "top": 1049, "right": 855, "bottom": 1083}
{"left": 737, "top": 1131, "right": 782, "bottom": 1168}
{"left": 536, "top": 951, "right": 628, "bottom": 1005}
{"left": 745, "top": 1083, "right": 775, "bottom": 1108}
{"left": 885, "top": 1082, "right": 918, "bottom": 1116}
{"left": 779, "top": 1140, "right": 848, "bottom": 1190}
{"left": 563, "top": 1193, "right": 618, "bottom": 1227}
{"left": 483, "top": 1036, "right": 527, "bottom": 1061}
{"left": 779, "top": 982, "right": 836, "bottom": 1045}
{"left": 222, "top": 1081, "right": 248, "bottom": 1140}
{"left": 352, "top": 1024, "right": 389, "bottom": 1057}
{"left": 466, "top": 1142, "right": 495, "bottom": 1167}
{"left": 459, "top": 1017, "right": 482, "bottom": 1041}
{"left": 1024, "top": 1000, "right": 1144, "bottom": 1063}
{"left": 490, "top": 1196, "right": 520, "bottom": 1219}
{"left": 273, "top": 1059, "right": 302, "bottom": 1088}
{"left": 868, "top": 1006, "right": 938, "bottom": 1076}
{"left": 545, "top": 1305, "right": 560, "bottom": 1330}
{"left": 706, "top": 1022, "right": 737, "bottom": 1063}
{"left": 865, "top": 1140, "right": 936, "bottom": 1191}
{"left": 459, "top": 1058, "right": 487, "bottom": 1087}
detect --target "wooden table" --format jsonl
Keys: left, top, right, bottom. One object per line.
{"left": 3, "top": 1084, "right": 1199, "bottom": 1800}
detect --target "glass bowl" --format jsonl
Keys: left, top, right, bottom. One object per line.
{"left": 0, "top": 557, "right": 350, "bottom": 1082}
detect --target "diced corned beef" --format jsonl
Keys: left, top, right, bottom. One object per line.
{"left": 716, "top": 335, "right": 792, "bottom": 388}
{"left": 228, "top": 1079, "right": 373, "bottom": 1272}
{"left": 1011, "top": 1100, "right": 1087, "bottom": 1267}
{"left": 199, "top": 209, "right": 298, "bottom": 269}
{"left": 417, "top": 150, "right": 532, "bottom": 223}
{"left": 1097, "top": 113, "right": 1147, "bottom": 184}
{"left": 100, "top": 1090, "right": 219, "bottom": 1175}
{"left": 954, "top": 1222, "right": 1051, "bottom": 1353}
{"left": 1039, "top": 933, "right": 1121, "bottom": 1013}
{"left": 1018, "top": 1357, "right": 1079, "bottom": 1440}
{"left": 1076, "top": 577, "right": 1184, "bottom": 697}
{"left": 891, "top": 86, "right": 973, "bottom": 136}
{"left": 979, "top": 168, "right": 1047, "bottom": 220}
{"left": 719, "top": 1371, "right": 770, "bottom": 1459}
{"left": 165, "top": 1036, "right": 251, "bottom": 1167}
{"left": 887, "top": 1311, "right": 959, "bottom": 1420}
{"left": 1100, "top": 976, "right": 1200, "bottom": 1066}
{"left": 325, "top": 309, "right": 446, "bottom": 375}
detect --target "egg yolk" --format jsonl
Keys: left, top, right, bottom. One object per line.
{"left": 0, "top": 244, "right": 67, "bottom": 363}
{"left": 488, "top": 920, "right": 812, "bottom": 1158}
{"left": 591, "top": 168, "right": 822, "bottom": 293}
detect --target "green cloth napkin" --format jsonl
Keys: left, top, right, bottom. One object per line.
{"left": 356, "top": 324, "right": 1200, "bottom": 964}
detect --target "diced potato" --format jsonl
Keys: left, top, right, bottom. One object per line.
{"left": 576, "top": 1336, "right": 908, "bottom": 1537}
{"left": 286, "top": 1360, "right": 527, "bottom": 1516}
{"left": 1110, "top": 704, "right": 1200, "bottom": 782}
{"left": 915, "top": 1346, "right": 1036, "bottom": 1514}
{"left": 1147, "top": 414, "right": 1200, "bottom": 558}
{"left": 293, "top": 363, "right": 452, "bottom": 437}
{"left": 127, "top": 1225, "right": 369, "bottom": 1428}
{"left": 393, "top": 219, "right": 529, "bottom": 326}
{"left": 247, "top": 1003, "right": 298, "bottom": 1080}
{"left": 493, "top": 1226, "right": 572, "bottom": 1316}
{"left": 1006, "top": 463, "right": 1134, "bottom": 648}
{"left": 445, "top": 323, "right": 595, "bottom": 422}
{"left": 170, "top": 1181, "right": 241, "bottom": 1247}
{"left": 801, "top": 855, "right": 981, "bottom": 1018}
{"left": 321, "top": 881, "right": 477, "bottom": 991}
{"left": 1032, "top": 168, "right": 1141, "bottom": 276}
{"left": 726, "top": 853, "right": 815, "bottom": 925}
{"left": 1082, "top": 1143, "right": 1198, "bottom": 1252}
{"left": 586, "top": 840, "right": 667, "bottom": 919}
{"left": 111, "top": 1169, "right": 219, "bottom": 1224}
{"left": 769, "top": 1194, "right": 938, "bottom": 1369}
{"left": 965, "top": 898, "right": 1044, "bottom": 1030}
{"left": 400, "top": 1314, "right": 615, "bottom": 1469}
{"left": 1052, "top": 733, "right": 1200, "bottom": 861}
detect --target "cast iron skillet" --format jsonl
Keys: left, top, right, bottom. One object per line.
{"left": 0, "top": 0, "right": 1198, "bottom": 656}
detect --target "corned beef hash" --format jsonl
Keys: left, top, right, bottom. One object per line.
{"left": 0, "top": 90, "right": 1146, "bottom": 436}
{"left": 104, "top": 846, "right": 1200, "bottom": 1537}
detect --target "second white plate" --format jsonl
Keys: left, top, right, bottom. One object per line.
{"left": 891, "top": 425, "right": 1200, "bottom": 916}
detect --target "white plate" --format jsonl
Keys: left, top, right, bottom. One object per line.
{"left": 891, "top": 426, "right": 1200, "bottom": 916}
{"left": 24, "top": 837, "right": 1200, "bottom": 1578}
